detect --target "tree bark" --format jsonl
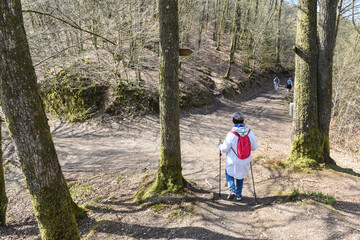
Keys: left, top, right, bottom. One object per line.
{"left": 152, "top": 0, "right": 184, "bottom": 194}
{"left": 0, "top": 1, "right": 80, "bottom": 239}
{"left": 224, "top": 0, "right": 241, "bottom": 79}
{"left": 0, "top": 117, "right": 7, "bottom": 226}
{"left": 216, "top": 0, "right": 229, "bottom": 50}
{"left": 213, "top": 0, "right": 220, "bottom": 41}
{"left": 317, "top": 0, "right": 340, "bottom": 163}
{"left": 288, "top": 0, "right": 321, "bottom": 166}
{"left": 275, "top": 0, "right": 284, "bottom": 66}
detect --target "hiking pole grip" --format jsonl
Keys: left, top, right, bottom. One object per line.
{"left": 250, "top": 161, "right": 257, "bottom": 204}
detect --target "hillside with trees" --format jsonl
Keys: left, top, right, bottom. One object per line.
{"left": 0, "top": 0, "right": 360, "bottom": 239}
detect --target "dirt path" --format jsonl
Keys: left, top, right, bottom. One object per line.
{"left": 2, "top": 85, "right": 360, "bottom": 240}
{"left": 50, "top": 84, "right": 293, "bottom": 182}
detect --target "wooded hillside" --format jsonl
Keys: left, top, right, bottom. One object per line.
{"left": 20, "top": 0, "right": 359, "bottom": 157}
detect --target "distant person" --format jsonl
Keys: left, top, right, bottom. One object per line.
{"left": 286, "top": 78, "right": 293, "bottom": 92}
{"left": 273, "top": 77, "right": 280, "bottom": 91}
{"left": 218, "top": 112, "right": 258, "bottom": 201}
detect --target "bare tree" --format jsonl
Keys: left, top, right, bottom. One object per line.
{"left": 275, "top": 0, "right": 284, "bottom": 66}
{"left": 224, "top": 0, "right": 241, "bottom": 79}
{"left": 216, "top": 0, "right": 229, "bottom": 50}
{"left": 145, "top": 0, "right": 184, "bottom": 196}
{"left": 317, "top": 0, "right": 342, "bottom": 163}
{"left": 287, "top": 0, "right": 320, "bottom": 167}
{"left": 0, "top": 1, "right": 80, "bottom": 239}
{"left": 288, "top": 0, "right": 345, "bottom": 166}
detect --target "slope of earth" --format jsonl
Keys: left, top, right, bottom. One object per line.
{"left": 1, "top": 83, "right": 360, "bottom": 240}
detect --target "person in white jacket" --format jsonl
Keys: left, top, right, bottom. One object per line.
{"left": 218, "top": 112, "right": 258, "bottom": 201}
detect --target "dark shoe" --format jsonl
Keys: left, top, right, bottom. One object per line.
{"left": 236, "top": 195, "right": 242, "bottom": 201}
{"left": 227, "top": 191, "right": 236, "bottom": 200}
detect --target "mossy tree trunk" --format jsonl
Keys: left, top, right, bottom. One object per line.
{"left": 317, "top": 0, "right": 340, "bottom": 163}
{"left": 151, "top": 0, "right": 184, "bottom": 194}
{"left": 0, "top": 1, "right": 80, "bottom": 239}
{"left": 288, "top": 0, "right": 321, "bottom": 166}
{"left": 289, "top": 0, "right": 341, "bottom": 167}
{"left": 0, "top": 117, "right": 8, "bottom": 226}
{"left": 224, "top": 0, "right": 241, "bottom": 79}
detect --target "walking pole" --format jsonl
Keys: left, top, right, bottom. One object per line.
{"left": 250, "top": 161, "right": 258, "bottom": 205}
{"left": 219, "top": 150, "right": 222, "bottom": 197}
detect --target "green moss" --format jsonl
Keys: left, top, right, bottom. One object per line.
{"left": 106, "top": 81, "right": 159, "bottom": 115}
{"left": 70, "top": 180, "right": 93, "bottom": 199}
{"left": 167, "top": 201, "right": 196, "bottom": 221}
{"left": 284, "top": 129, "right": 324, "bottom": 170}
{"left": 287, "top": 188, "right": 336, "bottom": 205}
{"left": 40, "top": 70, "right": 107, "bottom": 122}
{"left": 30, "top": 179, "right": 80, "bottom": 240}
{"left": 134, "top": 173, "right": 156, "bottom": 202}
{"left": 82, "top": 220, "right": 108, "bottom": 240}
{"left": 134, "top": 166, "right": 184, "bottom": 202}
{"left": 71, "top": 201, "right": 87, "bottom": 220}
{"left": 149, "top": 203, "right": 170, "bottom": 212}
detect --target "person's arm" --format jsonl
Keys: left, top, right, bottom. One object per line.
{"left": 248, "top": 130, "right": 258, "bottom": 151}
{"left": 218, "top": 133, "right": 232, "bottom": 153}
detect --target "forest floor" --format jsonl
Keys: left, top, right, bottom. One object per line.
{"left": 1, "top": 82, "right": 360, "bottom": 240}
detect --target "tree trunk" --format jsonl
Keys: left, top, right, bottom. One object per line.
{"left": 275, "top": 0, "right": 284, "bottom": 66}
{"left": 0, "top": 1, "right": 80, "bottom": 239}
{"left": 317, "top": 0, "right": 340, "bottom": 163}
{"left": 0, "top": 117, "right": 7, "bottom": 226}
{"left": 197, "top": 2, "right": 207, "bottom": 49}
{"left": 151, "top": 0, "right": 184, "bottom": 194}
{"left": 288, "top": 0, "right": 321, "bottom": 167}
{"left": 216, "top": 0, "right": 229, "bottom": 50}
{"left": 238, "top": 1, "right": 251, "bottom": 50}
{"left": 213, "top": 0, "right": 220, "bottom": 41}
{"left": 224, "top": 0, "right": 241, "bottom": 79}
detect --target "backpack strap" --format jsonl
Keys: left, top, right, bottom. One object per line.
{"left": 229, "top": 129, "right": 251, "bottom": 137}
{"left": 229, "top": 131, "right": 240, "bottom": 155}
{"left": 229, "top": 130, "right": 240, "bottom": 137}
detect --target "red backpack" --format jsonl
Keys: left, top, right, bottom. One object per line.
{"left": 229, "top": 130, "right": 251, "bottom": 159}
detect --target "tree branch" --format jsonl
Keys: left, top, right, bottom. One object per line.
{"left": 34, "top": 38, "right": 92, "bottom": 67}
{"left": 22, "top": 9, "right": 117, "bottom": 46}
{"left": 352, "top": 0, "right": 360, "bottom": 35}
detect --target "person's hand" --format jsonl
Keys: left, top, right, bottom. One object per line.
{"left": 218, "top": 139, "right": 223, "bottom": 146}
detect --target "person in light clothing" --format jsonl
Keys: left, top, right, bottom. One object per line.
{"left": 273, "top": 76, "right": 280, "bottom": 91}
{"left": 218, "top": 112, "right": 258, "bottom": 201}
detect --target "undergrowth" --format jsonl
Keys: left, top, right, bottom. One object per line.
{"left": 286, "top": 188, "right": 336, "bottom": 206}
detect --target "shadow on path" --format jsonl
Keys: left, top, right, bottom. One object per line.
{"left": 326, "top": 163, "right": 360, "bottom": 177}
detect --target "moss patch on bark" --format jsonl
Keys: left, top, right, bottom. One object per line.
{"left": 71, "top": 201, "right": 87, "bottom": 220}
{"left": 135, "top": 160, "right": 185, "bottom": 202}
{"left": 30, "top": 179, "right": 80, "bottom": 240}
{"left": 284, "top": 129, "right": 327, "bottom": 170}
